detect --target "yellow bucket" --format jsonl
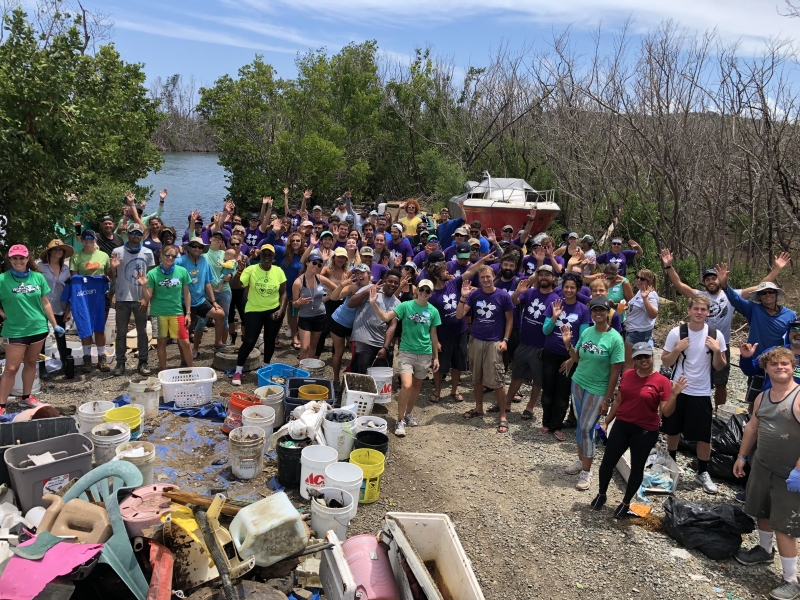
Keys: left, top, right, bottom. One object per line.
{"left": 298, "top": 384, "right": 330, "bottom": 400}
{"left": 105, "top": 406, "right": 143, "bottom": 440}
{"left": 349, "top": 448, "right": 385, "bottom": 504}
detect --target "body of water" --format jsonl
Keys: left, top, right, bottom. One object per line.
{"left": 138, "top": 153, "right": 229, "bottom": 230}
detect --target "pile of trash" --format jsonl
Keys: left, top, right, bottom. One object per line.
{"left": 636, "top": 448, "right": 678, "bottom": 502}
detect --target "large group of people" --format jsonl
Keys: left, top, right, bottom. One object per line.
{"left": 1, "top": 188, "right": 799, "bottom": 599}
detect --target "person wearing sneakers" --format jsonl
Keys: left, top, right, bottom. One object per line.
{"left": 0, "top": 245, "right": 65, "bottom": 413}
{"left": 733, "top": 347, "right": 800, "bottom": 600}
{"left": 110, "top": 222, "right": 155, "bottom": 376}
{"left": 71, "top": 229, "right": 112, "bottom": 372}
{"left": 561, "top": 296, "right": 625, "bottom": 491}
{"left": 230, "top": 243, "right": 287, "bottom": 385}
{"left": 661, "top": 294, "right": 727, "bottom": 494}
{"left": 592, "top": 344, "right": 685, "bottom": 518}
{"left": 368, "top": 279, "right": 441, "bottom": 437}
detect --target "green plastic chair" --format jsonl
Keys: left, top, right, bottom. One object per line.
{"left": 62, "top": 461, "right": 147, "bottom": 600}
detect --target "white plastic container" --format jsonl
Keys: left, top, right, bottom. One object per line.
{"left": 310, "top": 488, "right": 354, "bottom": 541}
{"left": 115, "top": 441, "right": 156, "bottom": 485}
{"left": 242, "top": 405, "right": 276, "bottom": 440}
{"left": 367, "top": 367, "right": 393, "bottom": 404}
{"left": 299, "top": 358, "right": 325, "bottom": 378}
{"left": 229, "top": 492, "right": 307, "bottom": 567}
{"left": 129, "top": 377, "right": 161, "bottom": 419}
{"left": 324, "top": 462, "right": 363, "bottom": 520}
{"left": 322, "top": 409, "right": 357, "bottom": 461}
{"left": 90, "top": 422, "right": 131, "bottom": 466}
{"left": 354, "top": 416, "right": 388, "bottom": 435}
{"left": 104, "top": 308, "right": 116, "bottom": 343}
{"left": 78, "top": 401, "right": 115, "bottom": 435}
{"left": 343, "top": 373, "right": 378, "bottom": 416}
{"left": 299, "top": 444, "right": 338, "bottom": 500}
{"left": 158, "top": 367, "right": 217, "bottom": 407}
{"left": 229, "top": 426, "right": 266, "bottom": 479}
{"left": 0, "top": 360, "right": 42, "bottom": 397}
{"left": 255, "top": 385, "right": 285, "bottom": 425}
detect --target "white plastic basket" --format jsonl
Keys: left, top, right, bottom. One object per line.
{"left": 343, "top": 373, "right": 378, "bottom": 417}
{"left": 158, "top": 367, "right": 217, "bottom": 407}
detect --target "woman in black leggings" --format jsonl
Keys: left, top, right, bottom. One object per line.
{"left": 591, "top": 342, "right": 685, "bottom": 517}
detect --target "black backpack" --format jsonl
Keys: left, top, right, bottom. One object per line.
{"left": 660, "top": 322, "right": 718, "bottom": 381}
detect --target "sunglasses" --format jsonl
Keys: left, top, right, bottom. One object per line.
{"left": 129, "top": 231, "right": 143, "bottom": 237}
{"left": 249, "top": 218, "right": 259, "bottom": 222}
{"left": 636, "top": 277, "right": 649, "bottom": 282}
{"left": 470, "top": 246, "right": 480, "bottom": 250}
{"left": 791, "top": 326, "right": 800, "bottom": 332}
{"left": 230, "top": 242, "right": 241, "bottom": 246}
{"left": 760, "top": 290, "right": 778, "bottom": 295}
{"left": 164, "top": 253, "right": 178, "bottom": 259}
{"left": 82, "top": 236, "right": 95, "bottom": 241}
{"left": 311, "top": 260, "right": 323, "bottom": 267}
{"left": 418, "top": 287, "right": 432, "bottom": 294}
{"left": 633, "top": 354, "right": 651, "bottom": 360}
{"left": 612, "top": 242, "right": 622, "bottom": 245}
{"left": 189, "top": 245, "right": 203, "bottom": 250}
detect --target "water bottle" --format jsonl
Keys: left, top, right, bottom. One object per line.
{"left": 38, "top": 359, "right": 49, "bottom": 381}
{"left": 65, "top": 355, "right": 75, "bottom": 379}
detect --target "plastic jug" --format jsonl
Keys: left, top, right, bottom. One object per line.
{"left": 228, "top": 492, "right": 306, "bottom": 567}
{"left": 49, "top": 498, "right": 112, "bottom": 543}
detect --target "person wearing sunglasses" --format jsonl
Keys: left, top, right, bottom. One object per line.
{"left": 138, "top": 245, "right": 193, "bottom": 371}
{"left": 109, "top": 222, "right": 155, "bottom": 375}
{"left": 70, "top": 229, "right": 112, "bottom": 372}
{"left": 622, "top": 269, "right": 659, "bottom": 371}
{"left": 292, "top": 250, "right": 337, "bottom": 360}
{"left": 368, "top": 278, "right": 440, "bottom": 437}
{"left": 593, "top": 344, "right": 685, "bottom": 518}
{"left": 595, "top": 237, "right": 642, "bottom": 277}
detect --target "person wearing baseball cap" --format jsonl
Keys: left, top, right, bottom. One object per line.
{"left": 97, "top": 215, "right": 124, "bottom": 256}
{"left": 578, "top": 234, "right": 597, "bottom": 277}
{"left": 359, "top": 245, "right": 388, "bottom": 283}
{"left": 292, "top": 249, "right": 337, "bottom": 361}
{"left": 388, "top": 222, "right": 413, "bottom": 266}
{"left": 445, "top": 241, "right": 473, "bottom": 278}
{"left": 0, "top": 245, "right": 64, "bottom": 412}
{"left": 109, "top": 221, "right": 156, "bottom": 376}
{"left": 444, "top": 226, "right": 470, "bottom": 261}
{"left": 243, "top": 210, "right": 269, "bottom": 249}
{"left": 435, "top": 201, "right": 465, "bottom": 249}
{"left": 311, "top": 205, "right": 328, "bottom": 230}
{"left": 332, "top": 196, "right": 350, "bottom": 222}
{"left": 595, "top": 237, "right": 642, "bottom": 277}
{"left": 367, "top": 276, "right": 441, "bottom": 437}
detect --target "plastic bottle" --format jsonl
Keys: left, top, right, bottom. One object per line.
{"left": 65, "top": 355, "right": 75, "bottom": 379}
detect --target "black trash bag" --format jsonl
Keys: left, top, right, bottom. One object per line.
{"left": 715, "top": 413, "right": 750, "bottom": 457}
{"left": 662, "top": 496, "right": 754, "bottom": 560}
{"left": 690, "top": 454, "right": 750, "bottom": 483}
{"left": 678, "top": 417, "right": 726, "bottom": 453}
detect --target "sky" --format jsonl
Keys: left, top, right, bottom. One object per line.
{"left": 85, "top": 0, "right": 797, "bottom": 89}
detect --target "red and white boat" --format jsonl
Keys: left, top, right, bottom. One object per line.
{"left": 448, "top": 173, "right": 559, "bottom": 237}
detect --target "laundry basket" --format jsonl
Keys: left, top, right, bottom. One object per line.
{"left": 158, "top": 367, "right": 217, "bottom": 407}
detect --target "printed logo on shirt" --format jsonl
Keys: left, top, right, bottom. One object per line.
{"left": 123, "top": 257, "right": 148, "bottom": 287}
{"left": 254, "top": 278, "right": 278, "bottom": 297}
{"left": 579, "top": 340, "right": 604, "bottom": 355}
{"left": 555, "top": 312, "right": 580, "bottom": 329}
{"left": 158, "top": 278, "right": 182, "bottom": 288}
{"left": 476, "top": 300, "right": 497, "bottom": 319}
{"left": 526, "top": 298, "right": 546, "bottom": 319}
{"left": 443, "top": 293, "right": 458, "bottom": 311}
{"left": 85, "top": 261, "right": 101, "bottom": 271}
{"left": 188, "top": 269, "right": 199, "bottom": 284}
{"left": 76, "top": 288, "right": 96, "bottom": 297}
{"left": 407, "top": 311, "right": 432, "bottom": 325}
{"left": 12, "top": 283, "right": 40, "bottom": 294}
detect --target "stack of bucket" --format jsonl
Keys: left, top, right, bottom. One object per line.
{"left": 254, "top": 385, "right": 285, "bottom": 424}
{"left": 77, "top": 401, "right": 115, "bottom": 435}
{"left": 105, "top": 406, "right": 143, "bottom": 440}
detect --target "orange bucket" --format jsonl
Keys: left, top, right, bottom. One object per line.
{"left": 223, "top": 392, "right": 260, "bottom": 434}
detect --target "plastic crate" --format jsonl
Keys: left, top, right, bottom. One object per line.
{"left": 284, "top": 377, "right": 336, "bottom": 423}
{"left": 158, "top": 367, "right": 217, "bottom": 407}
{"left": 257, "top": 364, "right": 310, "bottom": 390}
{"left": 343, "top": 373, "right": 378, "bottom": 417}
{"left": 0, "top": 417, "right": 78, "bottom": 486}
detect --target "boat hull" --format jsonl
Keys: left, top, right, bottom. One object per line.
{"left": 459, "top": 200, "right": 559, "bottom": 238}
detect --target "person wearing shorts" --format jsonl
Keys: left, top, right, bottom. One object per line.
{"left": 457, "top": 265, "right": 514, "bottom": 432}
{"left": 327, "top": 264, "right": 373, "bottom": 385}
{"left": 292, "top": 250, "right": 337, "bottom": 360}
{"left": 141, "top": 245, "right": 193, "bottom": 371}
{"left": 661, "top": 294, "right": 727, "bottom": 495}
{"left": 349, "top": 270, "right": 401, "bottom": 376}
{"left": 368, "top": 279, "right": 440, "bottom": 437}
{"left": 733, "top": 348, "right": 800, "bottom": 600}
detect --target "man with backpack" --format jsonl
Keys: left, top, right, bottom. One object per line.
{"left": 661, "top": 294, "right": 727, "bottom": 494}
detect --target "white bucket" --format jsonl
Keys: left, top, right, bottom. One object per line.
{"left": 1, "top": 360, "right": 42, "bottom": 397}
{"left": 229, "top": 426, "right": 266, "bottom": 479}
{"left": 324, "top": 462, "right": 363, "bottom": 520}
{"left": 300, "top": 445, "right": 338, "bottom": 500}
{"left": 115, "top": 441, "right": 156, "bottom": 485}
{"left": 129, "top": 378, "right": 161, "bottom": 419}
{"left": 367, "top": 367, "right": 393, "bottom": 404}
{"left": 91, "top": 422, "right": 131, "bottom": 466}
{"left": 322, "top": 409, "right": 357, "bottom": 461}
{"left": 242, "top": 405, "right": 276, "bottom": 440}
{"left": 299, "top": 358, "right": 325, "bottom": 378}
{"left": 78, "top": 401, "right": 115, "bottom": 435}
{"left": 310, "top": 487, "right": 354, "bottom": 540}
{"left": 255, "top": 385, "right": 285, "bottom": 425}
{"left": 354, "top": 416, "right": 388, "bottom": 435}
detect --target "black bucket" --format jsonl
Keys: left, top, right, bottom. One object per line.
{"left": 354, "top": 430, "right": 389, "bottom": 456}
{"left": 276, "top": 435, "right": 305, "bottom": 488}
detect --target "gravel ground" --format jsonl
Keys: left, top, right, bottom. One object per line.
{"left": 21, "top": 329, "right": 785, "bottom": 600}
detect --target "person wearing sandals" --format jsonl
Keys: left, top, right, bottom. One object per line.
{"left": 561, "top": 296, "right": 625, "bottom": 491}
{"left": 540, "top": 274, "right": 592, "bottom": 440}
{"left": 0, "top": 245, "right": 65, "bottom": 414}
{"left": 592, "top": 344, "right": 684, "bottom": 517}
{"left": 292, "top": 250, "right": 337, "bottom": 361}
{"left": 427, "top": 255, "right": 495, "bottom": 403}
{"left": 456, "top": 265, "right": 514, "bottom": 433}
{"left": 368, "top": 280, "right": 441, "bottom": 437}
{"left": 39, "top": 240, "right": 73, "bottom": 369}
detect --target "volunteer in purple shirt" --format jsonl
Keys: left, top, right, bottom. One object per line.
{"left": 541, "top": 273, "right": 592, "bottom": 440}
{"left": 243, "top": 212, "right": 269, "bottom": 249}
{"left": 412, "top": 235, "right": 440, "bottom": 267}
{"left": 522, "top": 237, "right": 565, "bottom": 277}
{"left": 428, "top": 258, "right": 488, "bottom": 403}
{"left": 359, "top": 246, "right": 388, "bottom": 283}
{"left": 387, "top": 223, "right": 414, "bottom": 267}
{"left": 491, "top": 255, "right": 525, "bottom": 403}
{"left": 508, "top": 264, "right": 561, "bottom": 422}
{"left": 311, "top": 205, "right": 328, "bottom": 230}
{"left": 446, "top": 242, "right": 473, "bottom": 277}
{"left": 416, "top": 250, "right": 446, "bottom": 284}
{"left": 444, "top": 227, "right": 470, "bottom": 260}
{"left": 333, "top": 222, "right": 349, "bottom": 250}
{"left": 595, "top": 238, "right": 642, "bottom": 277}
{"left": 457, "top": 265, "right": 514, "bottom": 432}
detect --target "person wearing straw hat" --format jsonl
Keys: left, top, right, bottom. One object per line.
{"left": 0, "top": 245, "right": 64, "bottom": 413}
{"left": 39, "top": 240, "right": 73, "bottom": 368}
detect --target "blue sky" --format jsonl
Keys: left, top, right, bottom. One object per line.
{"left": 91, "top": 0, "right": 795, "bottom": 88}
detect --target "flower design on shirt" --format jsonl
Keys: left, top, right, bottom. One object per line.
{"left": 556, "top": 312, "right": 580, "bottom": 329}
{"left": 476, "top": 300, "right": 497, "bottom": 319}
{"left": 443, "top": 293, "right": 458, "bottom": 310}
{"left": 527, "top": 298, "right": 545, "bottom": 319}
{"left": 453, "top": 269, "right": 462, "bottom": 277}
{"left": 579, "top": 340, "right": 604, "bottom": 355}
